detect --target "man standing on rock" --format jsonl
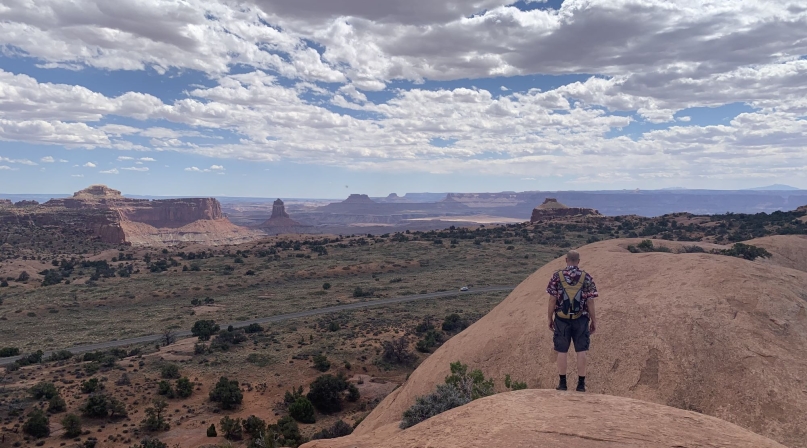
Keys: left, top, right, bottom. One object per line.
{"left": 547, "top": 250, "right": 598, "bottom": 392}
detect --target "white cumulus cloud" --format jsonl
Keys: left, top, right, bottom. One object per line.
{"left": 83, "top": 162, "right": 97, "bottom": 168}
{"left": 100, "top": 168, "right": 119, "bottom": 174}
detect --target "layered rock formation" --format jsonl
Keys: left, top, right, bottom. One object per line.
{"left": 0, "top": 185, "right": 258, "bottom": 246}
{"left": 320, "top": 236, "right": 807, "bottom": 447}
{"left": 305, "top": 390, "right": 784, "bottom": 448}
{"left": 531, "top": 197, "right": 601, "bottom": 222}
{"left": 257, "top": 199, "right": 310, "bottom": 235}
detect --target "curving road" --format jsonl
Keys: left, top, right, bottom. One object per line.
{"left": 0, "top": 286, "right": 514, "bottom": 367}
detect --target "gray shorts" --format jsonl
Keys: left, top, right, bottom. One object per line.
{"left": 553, "top": 315, "right": 590, "bottom": 353}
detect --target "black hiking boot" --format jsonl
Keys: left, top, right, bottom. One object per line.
{"left": 556, "top": 376, "right": 567, "bottom": 391}
{"left": 576, "top": 378, "right": 586, "bottom": 392}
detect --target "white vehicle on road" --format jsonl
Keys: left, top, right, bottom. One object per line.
{"left": 460, "top": 286, "right": 469, "bottom": 291}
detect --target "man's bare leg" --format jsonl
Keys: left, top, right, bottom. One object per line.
{"left": 576, "top": 351, "right": 588, "bottom": 391}
{"left": 577, "top": 351, "right": 587, "bottom": 376}
{"left": 557, "top": 352, "right": 568, "bottom": 375}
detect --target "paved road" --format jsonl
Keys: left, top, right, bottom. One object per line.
{"left": 0, "top": 286, "right": 514, "bottom": 367}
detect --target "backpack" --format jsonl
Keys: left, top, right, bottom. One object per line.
{"left": 557, "top": 270, "right": 587, "bottom": 319}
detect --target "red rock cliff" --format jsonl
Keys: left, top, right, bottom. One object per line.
{"left": 117, "top": 198, "right": 223, "bottom": 228}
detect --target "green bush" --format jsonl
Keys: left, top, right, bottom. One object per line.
{"left": 47, "top": 350, "right": 74, "bottom": 362}
{"left": 49, "top": 394, "right": 67, "bottom": 413}
{"left": 268, "top": 416, "right": 306, "bottom": 447}
{"left": 81, "top": 378, "right": 102, "bottom": 394}
{"left": 62, "top": 413, "right": 82, "bottom": 438}
{"left": 504, "top": 374, "right": 527, "bottom": 391}
{"left": 322, "top": 282, "right": 331, "bottom": 290}
{"left": 288, "top": 396, "right": 316, "bottom": 424}
{"left": 313, "top": 354, "right": 331, "bottom": 372}
{"left": 312, "top": 420, "right": 353, "bottom": 440}
{"left": 30, "top": 381, "right": 59, "bottom": 399}
{"left": 191, "top": 320, "right": 220, "bottom": 341}
{"left": 157, "top": 380, "right": 175, "bottom": 398}
{"left": 242, "top": 415, "right": 267, "bottom": 439}
{"left": 130, "top": 437, "right": 168, "bottom": 448}
{"left": 160, "top": 363, "right": 180, "bottom": 379}
{"left": 400, "top": 361, "right": 495, "bottom": 429}
{"left": 441, "top": 314, "right": 468, "bottom": 333}
{"left": 23, "top": 409, "right": 50, "bottom": 438}
{"left": 175, "top": 377, "right": 193, "bottom": 398}
{"left": 718, "top": 243, "right": 772, "bottom": 261}
{"left": 209, "top": 377, "right": 243, "bottom": 410}
{"left": 80, "top": 393, "right": 127, "bottom": 418}
{"left": 206, "top": 423, "right": 217, "bottom": 437}
{"left": 244, "top": 323, "right": 264, "bottom": 333}
{"left": 0, "top": 347, "right": 20, "bottom": 357}
{"left": 220, "top": 416, "right": 243, "bottom": 440}
{"left": 307, "top": 375, "right": 348, "bottom": 414}
{"left": 142, "top": 398, "right": 170, "bottom": 432}
{"left": 347, "top": 383, "right": 360, "bottom": 402}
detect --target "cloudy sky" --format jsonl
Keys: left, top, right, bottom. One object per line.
{"left": 0, "top": 0, "right": 806, "bottom": 197}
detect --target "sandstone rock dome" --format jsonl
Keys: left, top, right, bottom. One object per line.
{"left": 319, "top": 236, "right": 807, "bottom": 447}
{"left": 305, "top": 390, "right": 784, "bottom": 448}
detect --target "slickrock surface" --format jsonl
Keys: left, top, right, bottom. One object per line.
{"left": 327, "top": 236, "right": 807, "bottom": 447}
{"left": 304, "top": 390, "right": 785, "bottom": 448}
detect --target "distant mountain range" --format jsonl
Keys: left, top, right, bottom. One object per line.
{"left": 745, "top": 184, "right": 801, "bottom": 191}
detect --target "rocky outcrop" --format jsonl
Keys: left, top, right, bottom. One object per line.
{"left": 341, "top": 237, "right": 807, "bottom": 447}
{"left": 304, "top": 390, "right": 784, "bottom": 448}
{"left": 0, "top": 199, "right": 12, "bottom": 207}
{"left": 257, "top": 199, "right": 310, "bottom": 235}
{"left": 1, "top": 185, "right": 258, "bottom": 246}
{"left": 343, "top": 194, "right": 376, "bottom": 204}
{"left": 530, "top": 198, "right": 600, "bottom": 222}
{"left": 14, "top": 200, "right": 39, "bottom": 207}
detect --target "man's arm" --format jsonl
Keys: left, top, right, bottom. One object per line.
{"left": 548, "top": 293, "right": 556, "bottom": 331}
{"left": 587, "top": 298, "right": 596, "bottom": 334}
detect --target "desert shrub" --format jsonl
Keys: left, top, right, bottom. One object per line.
{"left": 220, "top": 416, "right": 243, "bottom": 440}
{"left": 194, "top": 343, "right": 208, "bottom": 355}
{"left": 680, "top": 245, "right": 706, "bottom": 253}
{"left": 718, "top": 243, "right": 772, "bottom": 261}
{"left": 160, "top": 363, "right": 181, "bottom": 379}
{"left": 30, "top": 381, "right": 59, "bottom": 399}
{"left": 322, "top": 282, "right": 331, "bottom": 290}
{"left": 441, "top": 314, "right": 468, "bottom": 332}
{"left": 313, "top": 354, "right": 331, "bottom": 372}
{"left": 269, "top": 416, "right": 306, "bottom": 447}
{"left": 130, "top": 437, "right": 168, "bottom": 448}
{"left": 16, "top": 350, "right": 44, "bottom": 366}
{"left": 288, "top": 396, "right": 316, "bottom": 424}
{"left": 81, "top": 378, "right": 103, "bottom": 394}
{"left": 416, "top": 329, "right": 442, "bottom": 353}
{"left": 245, "top": 323, "right": 264, "bottom": 333}
{"left": 0, "top": 280, "right": 7, "bottom": 287}
{"left": 42, "top": 269, "right": 63, "bottom": 286}
{"left": 327, "top": 321, "right": 340, "bottom": 332}
{"left": 242, "top": 415, "right": 267, "bottom": 439}
{"left": 17, "top": 271, "right": 30, "bottom": 282}
{"left": 504, "top": 374, "right": 527, "bottom": 391}
{"left": 0, "top": 347, "right": 20, "bottom": 357}
{"left": 142, "top": 398, "right": 170, "bottom": 432}
{"left": 352, "top": 287, "right": 375, "bottom": 298}
{"left": 62, "top": 413, "right": 82, "bottom": 438}
{"left": 49, "top": 394, "right": 67, "bottom": 413}
{"left": 209, "top": 377, "right": 243, "bottom": 410}
{"left": 284, "top": 386, "right": 304, "bottom": 406}
{"left": 381, "top": 337, "right": 414, "bottom": 365}
{"left": 206, "top": 423, "right": 217, "bottom": 437}
{"left": 637, "top": 239, "right": 655, "bottom": 251}
{"left": 346, "top": 383, "right": 360, "bottom": 402}
{"left": 47, "top": 350, "right": 73, "bottom": 362}
{"left": 400, "top": 383, "right": 470, "bottom": 430}
{"left": 80, "top": 393, "right": 127, "bottom": 418}
{"left": 175, "top": 377, "right": 193, "bottom": 398}
{"left": 157, "top": 380, "right": 175, "bottom": 398}
{"left": 191, "top": 320, "right": 220, "bottom": 341}
{"left": 400, "top": 361, "right": 494, "bottom": 429}
{"left": 307, "top": 375, "right": 348, "bottom": 414}
{"left": 116, "top": 373, "right": 132, "bottom": 386}
{"left": 23, "top": 408, "right": 50, "bottom": 438}
{"left": 312, "top": 420, "right": 353, "bottom": 440}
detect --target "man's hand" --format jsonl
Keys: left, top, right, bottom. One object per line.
{"left": 548, "top": 318, "right": 555, "bottom": 332}
{"left": 589, "top": 319, "right": 596, "bottom": 335}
